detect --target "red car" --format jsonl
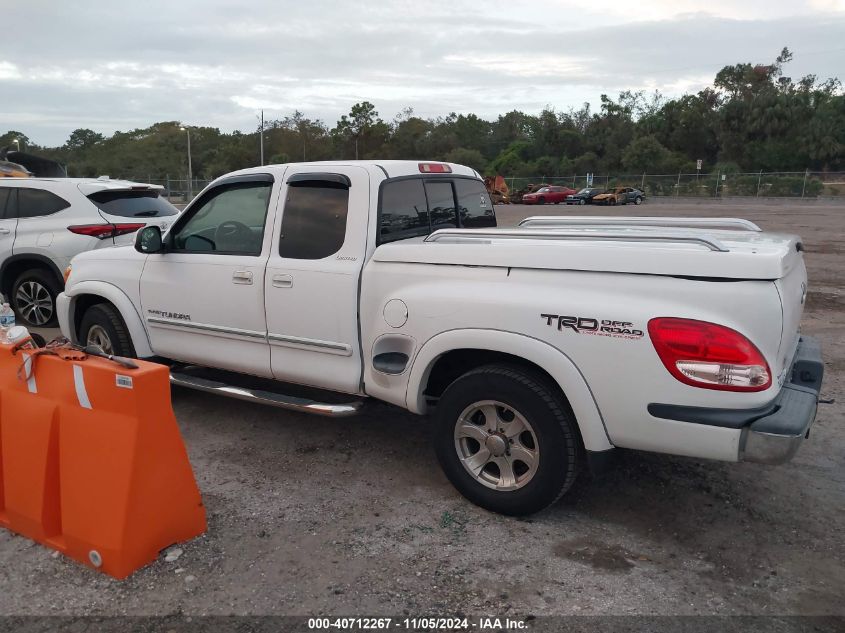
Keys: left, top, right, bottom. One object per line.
{"left": 521, "top": 185, "right": 578, "bottom": 205}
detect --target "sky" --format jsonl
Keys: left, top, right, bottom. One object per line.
{"left": 1, "top": 0, "right": 844, "bottom": 147}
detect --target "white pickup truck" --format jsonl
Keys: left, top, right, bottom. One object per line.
{"left": 58, "top": 160, "right": 823, "bottom": 515}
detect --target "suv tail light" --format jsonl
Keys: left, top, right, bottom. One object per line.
{"left": 648, "top": 317, "right": 771, "bottom": 392}
{"left": 68, "top": 223, "right": 145, "bottom": 239}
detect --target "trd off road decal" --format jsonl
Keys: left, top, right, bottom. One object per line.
{"left": 541, "top": 313, "right": 644, "bottom": 339}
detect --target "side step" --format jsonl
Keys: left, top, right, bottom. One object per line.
{"left": 169, "top": 369, "right": 364, "bottom": 417}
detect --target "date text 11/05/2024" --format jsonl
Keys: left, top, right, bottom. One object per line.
{"left": 307, "top": 616, "right": 529, "bottom": 630}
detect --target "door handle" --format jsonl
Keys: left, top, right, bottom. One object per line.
{"left": 0, "top": 227, "right": 10, "bottom": 235}
{"left": 272, "top": 274, "right": 293, "bottom": 288}
{"left": 232, "top": 271, "right": 253, "bottom": 285}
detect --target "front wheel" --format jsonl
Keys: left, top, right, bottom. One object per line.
{"left": 634, "top": 196, "right": 643, "bottom": 205}
{"left": 79, "top": 303, "right": 136, "bottom": 358}
{"left": 434, "top": 364, "right": 581, "bottom": 515}
{"left": 537, "top": 197, "right": 546, "bottom": 205}
{"left": 579, "top": 198, "right": 586, "bottom": 205}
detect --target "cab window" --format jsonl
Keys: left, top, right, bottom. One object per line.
{"left": 279, "top": 179, "right": 350, "bottom": 260}
{"left": 425, "top": 181, "right": 457, "bottom": 231}
{"left": 379, "top": 178, "right": 429, "bottom": 243}
{"left": 171, "top": 181, "right": 271, "bottom": 255}
{"left": 455, "top": 179, "right": 495, "bottom": 228}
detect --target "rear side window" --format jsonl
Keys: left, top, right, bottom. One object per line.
{"left": 0, "top": 188, "right": 11, "bottom": 219}
{"left": 88, "top": 190, "right": 179, "bottom": 218}
{"left": 379, "top": 179, "right": 430, "bottom": 243}
{"left": 16, "top": 188, "right": 71, "bottom": 218}
{"left": 455, "top": 179, "right": 496, "bottom": 228}
{"left": 279, "top": 181, "right": 349, "bottom": 260}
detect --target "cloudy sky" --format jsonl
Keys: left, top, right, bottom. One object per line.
{"left": 2, "top": 0, "right": 844, "bottom": 147}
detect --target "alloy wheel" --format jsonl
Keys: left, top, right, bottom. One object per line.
{"left": 453, "top": 400, "right": 539, "bottom": 491}
{"left": 15, "top": 280, "right": 53, "bottom": 326}
{"left": 86, "top": 325, "right": 115, "bottom": 355}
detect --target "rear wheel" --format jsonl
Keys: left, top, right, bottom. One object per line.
{"left": 434, "top": 364, "right": 580, "bottom": 515}
{"left": 79, "top": 303, "right": 135, "bottom": 357}
{"left": 12, "top": 269, "right": 60, "bottom": 327}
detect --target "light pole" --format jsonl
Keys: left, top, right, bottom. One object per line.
{"left": 256, "top": 110, "right": 264, "bottom": 166}
{"left": 180, "top": 126, "right": 192, "bottom": 199}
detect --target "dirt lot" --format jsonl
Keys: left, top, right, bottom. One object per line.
{"left": 1, "top": 199, "right": 843, "bottom": 620}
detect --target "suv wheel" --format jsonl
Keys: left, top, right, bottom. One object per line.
{"left": 12, "top": 269, "right": 60, "bottom": 327}
{"left": 79, "top": 303, "right": 135, "bottom": 357}
{"left": 434, "top": 364, "right": 580, "bottom": 515}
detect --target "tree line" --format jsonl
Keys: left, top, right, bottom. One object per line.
{"left": 2, "top": 48, "right": 842, "bottom": 181}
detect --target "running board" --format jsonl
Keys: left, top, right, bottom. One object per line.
{"left": 169, "top": 370, "right": 364, "bottom": 417}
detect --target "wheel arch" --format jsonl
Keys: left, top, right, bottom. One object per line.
{"left": 63, "top": 281, "right": 153, "bottom": 357}
{"left": 406, "top": 329, "right": 613, "bottom": 452}
{"left": 0, "top": 254, "right": 64, "bottom": 300}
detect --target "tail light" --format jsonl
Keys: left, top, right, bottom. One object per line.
{"left": 648, "top": 317, "right": 771, "bottom": 392}
{"left": 68, "top": 223, "right": 145, "bottom": 239}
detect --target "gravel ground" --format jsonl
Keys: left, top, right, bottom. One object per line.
{"left": 1, "top": 199, "right": 842, "bottom": 619}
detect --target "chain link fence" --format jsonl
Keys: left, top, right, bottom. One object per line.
{"left": 119, "top": 171, "right": 845, "bottom": 203}
{"left": 502, "top": 172, "right": 845, "bottom": 200}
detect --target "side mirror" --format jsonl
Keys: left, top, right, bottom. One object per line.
{"left": 135, "top": 226, "right": 164, "bottom": 254}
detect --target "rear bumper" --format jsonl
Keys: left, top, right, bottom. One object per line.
{"left": 648, "top": 336, "right": 823, "bottom": 465}
{"left": 741, "top": 337, "right": 823, "bottom": 464}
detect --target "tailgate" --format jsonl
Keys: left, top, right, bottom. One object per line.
{"left": 773, "top": 253, "right": 808, "bottom": 380}
{"left": 82, "top": 185, "right": 180, "bottom": 245}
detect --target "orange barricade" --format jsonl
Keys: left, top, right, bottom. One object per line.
{"left": 0, "top": 342, "right": 206, "bottom": 579}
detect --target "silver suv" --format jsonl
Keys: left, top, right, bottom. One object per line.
{"left": 0, "top": 177, "right": 178, "bottom": 326}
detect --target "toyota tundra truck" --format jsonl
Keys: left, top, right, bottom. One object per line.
{"left": 57, "top": 161, "right": 823, "bottom": 515}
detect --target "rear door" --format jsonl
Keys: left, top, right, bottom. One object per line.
{"left": 264, "top": 166, "right": 369, "bottom": 394}
{"left": 0, "top": 188, "right": 17, "bottom": 261}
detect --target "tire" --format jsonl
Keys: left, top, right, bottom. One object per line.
{"left": 609, "top": 197, "right": 617, "bottom": 206}
{"left": 635, "top": 196, "right": 643, "bottom": 205}
{"left": 537, "top": 197, "right": 545, "bottom": 204}
{"left": 79, "top": 303, "right": 136, "bottom": 358}
{"left": 434, "top": 364, "right": 581, "bottom": 516}
{"left": 11, "top": 269, "right": 61, "bottom": 327}
{"left": 579, "top": 198, "right": 586, "bottom": 205}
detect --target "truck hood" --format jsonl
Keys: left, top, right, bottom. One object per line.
{"left": 373, "top": 226, "right": 803, "bottom": 280}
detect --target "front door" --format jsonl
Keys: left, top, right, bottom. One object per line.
{"left": 140, "top": 174, "right": 278, "bottom": 377}
{"left": 0, "top": 189, "right": 18, "bottom": 275}
{"left": 264, "top": 166, "right": 369, "bottom": 394}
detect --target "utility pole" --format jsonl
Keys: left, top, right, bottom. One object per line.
{"left": 180, "top": 126, "right": 193, "bottom": 200}
{"left": 259, "top": 110, "right": 265, "bottom": 166}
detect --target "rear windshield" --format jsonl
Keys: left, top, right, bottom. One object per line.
{"left": 379, "top": 176, "right": 496, "bottom": 244}
{"left": 87, "top": 190, "right": 179, "bottom": 218}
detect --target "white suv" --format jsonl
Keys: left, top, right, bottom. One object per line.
{"left": 0, "top": 177, "right": 178, "bottom": 327}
